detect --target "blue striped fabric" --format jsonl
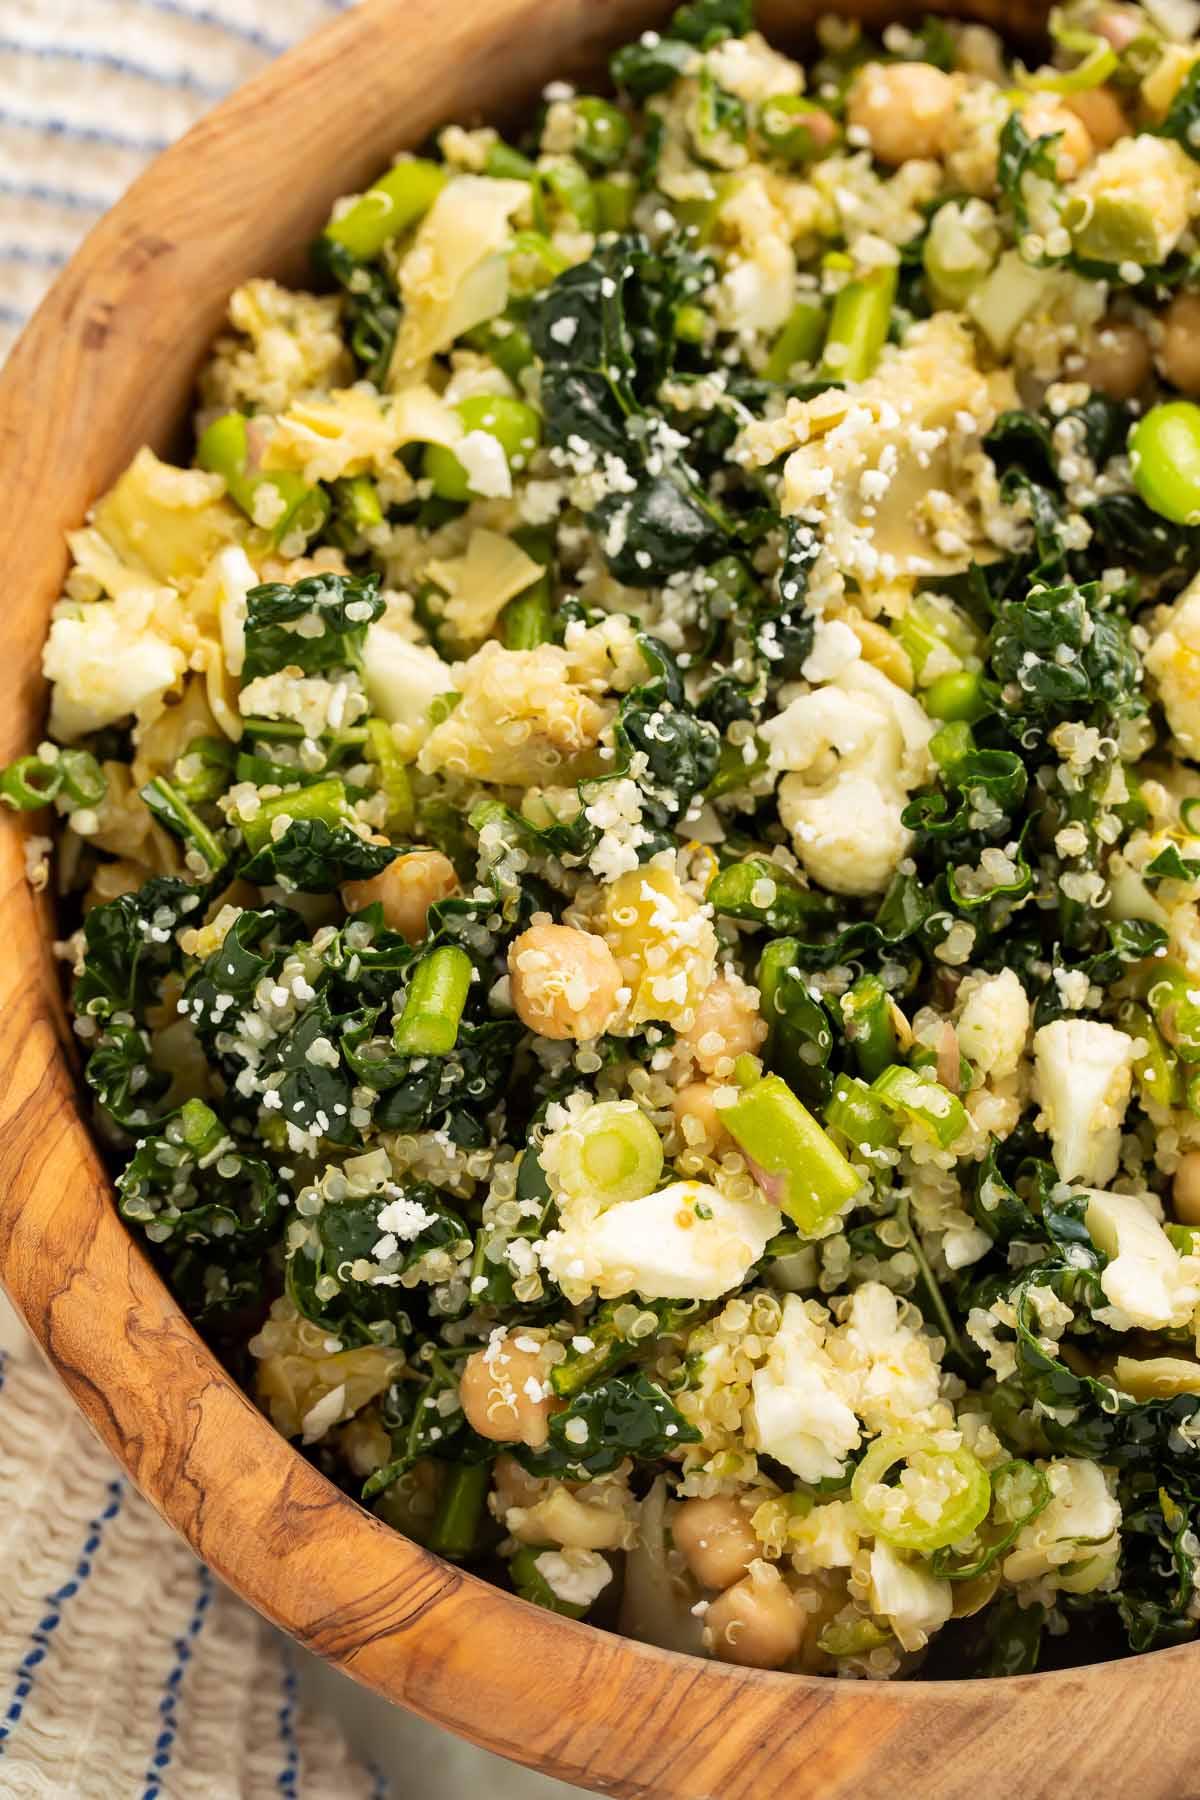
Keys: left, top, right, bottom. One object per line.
{"left": 0, "top": 0, "right": 352, "bottom": 362}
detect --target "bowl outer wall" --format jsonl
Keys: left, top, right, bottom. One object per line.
{"left": 0, "top": 2, "right": 1196, "bottom": 1795}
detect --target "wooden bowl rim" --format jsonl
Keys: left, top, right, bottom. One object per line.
{"left": 0, "top": 1, "right": 1193, "bottom": 1791}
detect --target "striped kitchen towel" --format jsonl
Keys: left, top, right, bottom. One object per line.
{"left": 0, "top": 10, "right": 385, "bottom": 1793}
{"left": 0, "top": 0, "right": 352, "bottom": 363}
{"left": 0, "top": 1304, "right": 383, "bottom": 1798}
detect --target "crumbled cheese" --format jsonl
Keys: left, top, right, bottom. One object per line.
{"left": 751, "top": 1294, "right": 861, "bottom": 1483}
{"left": 532, "top": 1547, "right": 613, "bottom": 1608}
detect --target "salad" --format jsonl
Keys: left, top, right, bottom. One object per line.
{"left": 12, "top": 0, "right": 1200, "bottom": 1681}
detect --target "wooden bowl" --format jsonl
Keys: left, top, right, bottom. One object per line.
{"left": 0, "top": 3, "right": 1195, "bottom": 1793}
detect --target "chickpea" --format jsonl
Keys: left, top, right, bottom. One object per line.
{"left": 508, "top": 922, "right": 623, "bottom": 1041}
{"left": 1064, "top": 85, "right": 1128, "bottom": 151}
{"left": 341, "top": 849, "right": 458, "bottom": 944}
{"left": 1078, "top": 317, "right": 1151, "bottom": 401}
{"left": 1173, "top": 1150, "right": 1200, "bottom": 1226}
{"left": 681, "top": 975, "right": 767, "bottom": 1077}
{"left": 704, "top": 1566, "right": 805, "bottom": 1670}
{"left": 672, "top": 1081, "right": 730, "bottom": 1154}
{"left": 1159, "top": 293, "right": 1200, "bottom": 397}
{"left": 1020, "top": 96, "right": 1094, "bottom": 178}
{"left": 846, "top": 61, "right": 957, "bottom": 165}
{"left": 459, "top": 1336, "right": 562, "bottom": 1449}
{"left": 672, "top": 1496, "right": 759, "bottom": 1590}
{"left": 492, "top": 1451, "right": 546, "bottom": 1512}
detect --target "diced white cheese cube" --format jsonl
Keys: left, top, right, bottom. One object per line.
{"left": 541, "top": 1180, "right": 779, "bottom": 1303}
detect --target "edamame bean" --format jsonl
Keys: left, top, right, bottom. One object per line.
{"left": 1129, "top": 401, "right": 1200, "bottom": 525}
{"left": 758, "top": 94, "right": 838, "bottom": 162}
{"left": 572, "top": 97, "right": 632, "bottom": 169}
{"left": 925, "top": 669, "right": 987, "bottom": 722}
{"left": 423, "top": 395, "right": 543, "bottom": 502}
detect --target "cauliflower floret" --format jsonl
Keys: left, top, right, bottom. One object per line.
{"left": 750, "top": 1295, "right": 861, "bottom": 1484}
{"left": 44, "top": 596, "right": 187, "bottom": 742}
{"left": 1003, "top": 1458, "right": 1121, "bottom": 1592}
{"left": 540, "top": 1179, "right": 780, "bottom": 1303}
{"left": 838, "top": 1283, "right": 942, "bottom": 1438}
{"left": 1146, "top": 575, "right": 1200, "bottom": 759}
{"left": 867, "top": 1541, "right": 953, "bottom": 1651}
{"left": 761, "top": 663, "right": 934, "bottom": 896}
{"left": 955, "top": 968, "right": 1031, "bottom": 1081}
{"left": 199, "top": 278, "right": 352, "bottom": 419}
{"left": 1032, "top": 1020, "right": 1135, "bottom": 1186}
{"left": 1085, "top": 1188, "right": 1200, "bottom": 1330}
{"left": 418, "top": 640, "right": 611, "bottom": 786}
{"left": 706, "top": 32, "right": 804, "bottom": 103}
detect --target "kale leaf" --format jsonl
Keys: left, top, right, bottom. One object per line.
{"left": 516, "top": 1372, "right": 701, "bottom": 1477}
{"left": 288, "top": 1178, "right": 469, "bottom": 1341}
{"left": 529, "top": 235, "right": 733, "bottom": 585}
{"left": 74, "top": 876, "right": 203, "bottom": 1024}
{"left": 615, "top": 634, "right": 721, "bottom": 829}
{"left": 240, "top": 820, "right": 398, "bottom": 891}
{"left": 117, "top": 1098, "right": 280, "bottom": 1248}
{"left": 996, "top": 113, "right": 1064, "bottom": 256}
{"left": 242, "top": 571, "right": 384, "bottom": 680}
{"left": 311, "top": 238, "right": 400, "bottom": 387}
{"left": 181, "top": 906, "right": 304, "bottom": 1051}
{"left": 85, "top": 1019, "right": 171, "bottom": 1132}
{"left": 988, "top": 581, "right": 1141, "bottom": 738}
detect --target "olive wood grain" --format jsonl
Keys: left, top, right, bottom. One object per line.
{"left": 0, "top": 2, "right": 1193, "bottom": 1795}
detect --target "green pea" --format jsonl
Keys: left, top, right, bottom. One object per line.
{"left": 758, "top": 94, "right": 838, "bottom": 163}
{"left": 1130, "top": 401, "right": 1200, "bottom": 525}
{"left": 423, "top": 394, "right": 543, "bottom": 502}
{"left": 924, "top": 669, "right": 988, "bottom": 723}
{"left": 572, "top": 97, "right": 632, "bottom": 170}
{"left": 485, "top": 142, "right": 536, "bottom": 181}
{"left": 674, "top": 302, "right": 709, "bottom": 343}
